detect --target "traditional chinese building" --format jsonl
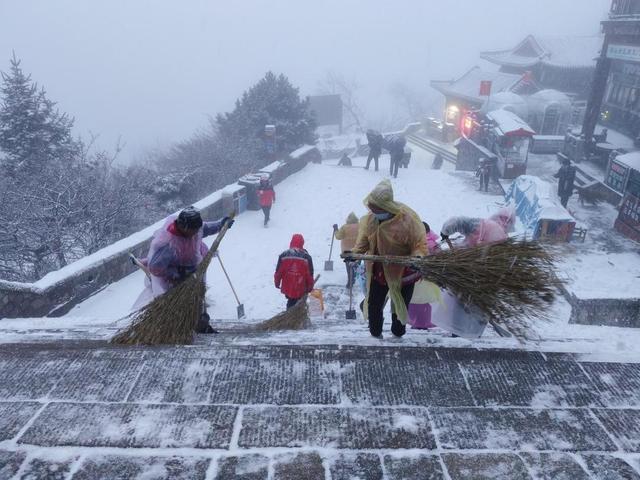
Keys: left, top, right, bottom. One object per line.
{"left": 480, "top": 35, "right": 603, "bottom": 99}
{"left": 583, "top": 0, "right": 640, "bottom": 141}
{"left": 430, "top": 67, "right": 527, "bottom": 135}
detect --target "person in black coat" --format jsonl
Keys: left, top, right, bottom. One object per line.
{"left": 385, "top": 134, "right": 406, "bottom": 178}
{"left": 476, "top": 158, "right": 490, "bottom": 192}
{"left": 554, "top": 158, "right": 576, "bottom": 208}
{"left": 338, "top": 152, "right": 352, "bottom": 166}
{"left": 365, "top": 129, "right": 383, "bottom": 171}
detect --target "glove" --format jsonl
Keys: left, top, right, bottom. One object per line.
{"left": 342, "top": 250, "right": 354, "bottom": 263}
{"left": 333, "top": 224, "right": 338, "bottom": 231}
{"left": 175, "top": 265, "right": 197, "bottom": 281}
{"left": 222, "top": 216, "right": 235, "bottom": 229}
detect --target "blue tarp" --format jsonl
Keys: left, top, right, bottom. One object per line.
{"left": 505, "top": 175, "right": 574, "bottom": 240}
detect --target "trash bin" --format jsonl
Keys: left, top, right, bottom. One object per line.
{"left": 238, "top": 174, "right": 262, "bottom": 211}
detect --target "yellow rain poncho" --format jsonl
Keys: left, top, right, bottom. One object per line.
{"left": 335, "top": 212, "right": 360, "bottom": 252}
{"left": 352, "top": 180, "right": 427, "bottom": 323}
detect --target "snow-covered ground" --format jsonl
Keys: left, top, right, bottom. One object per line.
{"left": 2, "top": 150, "right": 640, "bottom": 362}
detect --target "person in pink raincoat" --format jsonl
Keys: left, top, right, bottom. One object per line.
{"left": 408, "top": 222, "right": 442, "bottom": 330}
{"left": 132, "top": 206, "right": 234, "bottom": 333}
{"left": 435, "top": 207, "right": 516, "bottom": 338}
{"left": 440, "top": 206, "right": 515, "bottom": 248}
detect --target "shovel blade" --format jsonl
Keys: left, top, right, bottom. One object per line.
{"left": 324, "top": 260, "right": 334, "bottom": 271}
{"left": 345, "top": 309, "right": 357, "bottom": 320}
{"left": 237, "top": 304, "right": 245, "bottom": 319}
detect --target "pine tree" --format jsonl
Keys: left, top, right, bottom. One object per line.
{"left": 216, "top": 71, "right": 316, "bottom": 158}
{"left": 0, "top": 53, "right": 79, "bottom": 175}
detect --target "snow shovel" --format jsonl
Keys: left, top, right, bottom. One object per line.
{"left": 216, "top": 252, "right": 245, "bottom": 319}
{"left": 345, "top": 263, "right": 356, "bottom": 319}
{"left": 324, "top": 229, "right": 335, "bottom": 271}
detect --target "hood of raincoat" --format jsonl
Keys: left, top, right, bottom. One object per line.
{"left": 290, "top": 233, "right": 305, "bottom": 249}
{"left": 363, "top": 179, "right": 403, "bottom": 216}
{"left": 489, "top": 206, "right": 516, "bottom": 232}
{"left": 346, "top": 212, "right": 359, "bottom": 224}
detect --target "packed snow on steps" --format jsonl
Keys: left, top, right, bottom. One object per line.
{"left": 2, "top": 153, "right": 640, "bottom": 362}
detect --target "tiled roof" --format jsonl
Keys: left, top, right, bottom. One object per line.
{"left": 481, "top": 35, "right": 603, "bottom": 69}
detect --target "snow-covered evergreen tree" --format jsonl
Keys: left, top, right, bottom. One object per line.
{"left": 0, "top": 53, "right": 79, "bottom": 175}
{"left": 216, "top": 71, "right": 316, "bottom": 157}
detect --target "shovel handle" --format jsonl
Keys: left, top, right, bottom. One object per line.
{"left": 327, "top": 230, "right": 335, "bottom": 261}
{"left": 217, "top": 253, "right": 242, "bottom": 306}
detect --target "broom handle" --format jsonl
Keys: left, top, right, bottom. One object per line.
{"left": 445, "top": 238, "right": 455, "bottom": 250}
{"left": 341, "top": 252, "right": 423, "bottom": 266}
{"left": 197, "top": 211, "right": 236, "bottom": 275}
{"left": 216, "top": 252, "right": 242, "bottom": 306}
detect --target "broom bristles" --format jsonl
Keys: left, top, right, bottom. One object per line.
{"left": 345, "top": 238, "right": 562, "bottom": 336}
{"left": 253, "top": 295, "right": 310, "bottom": 332}
{"left": 111, "top": 212, "right": 235, "bottom": 346}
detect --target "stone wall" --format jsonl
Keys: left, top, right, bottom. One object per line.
{"left": 568, "top": 295, "right": 640, "bottom": 328}
{"left": 0, "top": 147, "right": 318, "bottom": 319}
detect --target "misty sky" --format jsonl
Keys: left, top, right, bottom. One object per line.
{"left": 0, "top": 0, "right": 609, "bottom": 161}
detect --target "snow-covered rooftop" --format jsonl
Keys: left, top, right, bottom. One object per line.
{"left": 615, "top": 151, "right": 640, "bottom": 171}
{"left": 481, "top": 35, "right": 603, "bottom": 69}
{"left": 487, "top": 109, "right": 535, "bottom": 137}
{"left": 431, "top": 67, "right": 522, "bottom": 105}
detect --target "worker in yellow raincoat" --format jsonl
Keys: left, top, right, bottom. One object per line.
{"left": 344, "top": 180, "right": 427, "bottom": 339}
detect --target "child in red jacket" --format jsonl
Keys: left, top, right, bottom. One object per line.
{"left": 274, "top": 234, "right": 314, "bottom": 309}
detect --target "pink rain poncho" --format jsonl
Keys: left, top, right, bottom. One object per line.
{"left": 132, "top": 215, "right": 222, "bottom": 309}
{"left": 441, "top": 206, "right": 515, "bottom": 248}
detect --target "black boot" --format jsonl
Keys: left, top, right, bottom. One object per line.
{"left": 196, "top": 313, "right": 219, "bottom": 334}
{"left": 391, "top": 314, "right": 406, "bottom": 337}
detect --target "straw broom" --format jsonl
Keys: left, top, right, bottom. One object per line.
{"left": 111, "top": 213, "right": 235, "bottom": 346}
{"left": 343, "top": 238, "right": 561, "bottom": 335}
{"left": 252, "top": 274, "right": 320, "bottom": 332}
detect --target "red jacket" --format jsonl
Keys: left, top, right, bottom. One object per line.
{"left": 258, "top": 187, "right": 276, "bottom": 207}
{"left": 274, "top": 234, "right": 314, "bottom": 299}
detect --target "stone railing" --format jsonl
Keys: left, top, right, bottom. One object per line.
{"left": 0, "top": 146, "right": 319, "bottom": 319}
{"left": 568, "top": 294, "right": 640, "bottom": 328}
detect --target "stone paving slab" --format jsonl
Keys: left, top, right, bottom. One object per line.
{"left": 441, "top": 453, "right": 532, "bottom": 480}
{"left": 0, "top": 402, "right": 41, "bottom": 441}
{"left": 72, "top": 454, "right": 210, "bottom": 480}
{"left": 209, "top": 359, "right": 340, "bottom": 405}
{"left": 19, "top": 402, "right": 237, "bottom": 448}
{"left": 49, "top": 350, "right": 144, "bottom": 402}
{"left": 0, "top": 351, "right": 84, "bottom": 400}
{"left": 581, "top": 361, "right": 640, "bottom": 407}
{"left": 592, "top": 408, "right": 640, "bottom": 452}
{"left": 431, "top": 407, "right": 616, "bottom": 451}
{"left": 341, "top": 358, "right": 475, "bottom": 407}
{"left": 214, "top": 454, "right": 269, "bottom": 480}
{"left": 15, "top": 452, "right": 78, "bottom": 480}
{"left": 519, "top": 452, "right": 591, "bottom": 480}
{"left": 0, "top": 449, "right": 26, "bottom": 479}
{"left": 581, "top": 453, "right": 640, "bottom": 479}
{"left": 458, "top": 358, "right": 599, "bottom": 407}
{"left": 383, "top": 454, "right": 445, "bottom": 480}
{"left": 238, "top": 406, "right": 436, "bottom": 449}
{"left": 272, "top": 452, "right": 325, "bottom": 480}
{"left": 127, "top": 356, "right": 219, "bottom": 403}
{"left": 329, "top": 452, "right": 383, "bottom": 480}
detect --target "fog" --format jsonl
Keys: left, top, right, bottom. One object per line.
{"left": 0, "top": 0, "right": 609, "bottom": 161}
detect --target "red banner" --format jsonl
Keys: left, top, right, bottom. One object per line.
{"left": 479, "top": 80, "right": 492, "bottom": 96}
